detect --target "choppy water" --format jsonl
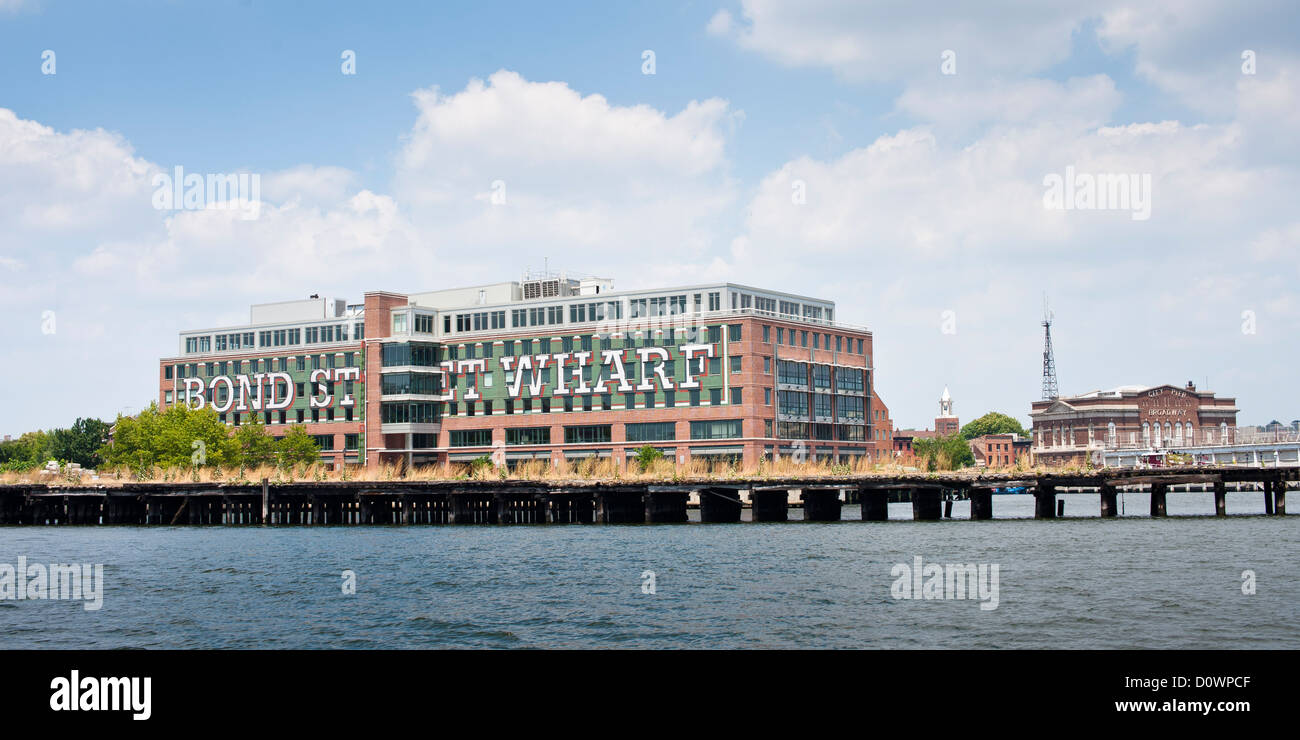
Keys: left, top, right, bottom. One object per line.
{"left": 1, "top": 493, "right": 1296, "bottom": 649}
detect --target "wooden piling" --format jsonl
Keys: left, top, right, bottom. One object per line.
{"left": 912, "top": 488, "right": 941, "bottom": 521}
{"left": 752, "top": 489, "right": 790, "bottom": 522}
{"left": 860, "top": 488, "right": 889, "bottom": 521}
{"left": 1149, "top": 481, "right": 1167, "bottom": 517}
{"left": 644, "top": 491, "right": 688, "bottom": 523}
{"left": 802, "top": 487, "right": 843, "bottom": 521}
{"left": 1099, "top": 484, "right": 1118, "bottom": 518}
{"left": 1033, "top": 485, "right": 1056, "bottom": 519}
{"left": 698, "top": 487, "right": 742, "bottom": 523}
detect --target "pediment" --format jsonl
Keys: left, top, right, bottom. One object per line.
{"left": 1036, "top": 400, "right": 1076, "bottom": 415}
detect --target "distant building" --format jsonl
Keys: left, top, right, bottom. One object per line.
{"left": 969, "top": 433, "right": 1031, "bottom": 468}
{"left": 935, "top": 386, "right": 959, "bottom": 435}
{"left": 870, "top": 391, "right": 895, "bottom": 463}
{"left": 1029, "top": 382, "right": 1238, "bottom": 467}
{"left": 893, "top": 387, "right": 962, "bottom": 462}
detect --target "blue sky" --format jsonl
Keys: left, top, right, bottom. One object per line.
{"left": 2, "top": 1, "right": 898, "bottom": 186}
{"left": 2, "top": 0, "right": 1299, "bottom": 434}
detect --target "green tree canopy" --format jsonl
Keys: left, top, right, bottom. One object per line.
{"left": 0, "top": 430, "right": 53, "bottom": 471}
{"left": 231, "top": 417, "right": 278, "bottom": 469}
{"left": 961, "top": 412, "right": 1028, "bottom": 440}
{"left": 912, "top": 433, "right": 976, "bottom": 471}
{"left": 634, "top": 445, "right": 665, "bottom": 472}
{"left": 276, "top": 425, "right": 321, "bottom": 468}
{"left": 100, "top": 402, "right": 238, "bottom": 470}
{"left": 49, "top": 417, "right": 113, "bottom": 468}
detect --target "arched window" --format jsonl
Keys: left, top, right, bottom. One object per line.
{"left": 1185, "top": 422, "right": 1194, "bottom": 445}
{"left": 1164, "top": 423, "right": 1172, "bottom": 445}
{"left": 1142, "top": 422, "right": 1150, "bottom": 444}
{"left": 1174, "top": 423, "right": 1184, "bottom": 445}
{"left": 1107, "top": 422, "right": 1116, "bottom": 446}
{"left": 1221, "top": 422, "right": 1229, "bottom": 444}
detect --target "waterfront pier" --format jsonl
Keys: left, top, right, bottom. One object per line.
{"left": 0, "top": 466, "right": 1293, "bottom": 525}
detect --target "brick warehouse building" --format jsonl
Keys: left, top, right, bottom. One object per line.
{"left": 158, "top": 275, "right": 883, "bottom": 469}
{"left": 1029, "top": 382, "right": 1238, "bottom": 466}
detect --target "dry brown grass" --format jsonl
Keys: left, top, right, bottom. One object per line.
{"left": 1, "top": 454, "right": 1091, "bottom": 487}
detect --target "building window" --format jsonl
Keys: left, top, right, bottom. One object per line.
{"left": 505, "top": 427, "right": 549, "bottom": 445}
{"left": 380, "top": 402, "right": 440, "bottom": 424}
{"left": 564, "top": 425, "right": 612, "bottom": 444}
{"left": 691, "top": 419, "right": 742, "bottom": 440}
{"left": 449, "top": 429, "right": 492, "bottom": 447}
{"left": 778, "top": 360, "right": 807, "bottom": 386}
{"left": 626, "top": 422, "right": 676, "bottom": 442}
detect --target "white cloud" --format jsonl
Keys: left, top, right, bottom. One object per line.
{"left": 0, "top": 73, "right": 747, "bottom": 429}
{"left": 710, "top": 0, "right": 1097, "bottom": 81}
{"left": 711, "top": 0, "right": 1300, "bottom": 124}
{"left": 1096, "top": 0, "right": 1300, "bottom": 115}
{"left": 0, "top": 107, "right": 420, "bottom": 430}
{"left": 706, "top": 9, "right": 733, "bottom": 36}
{"left": 0, "top": 109, "right": 157, "bottom": 239}
{"left": 722, "top": 110, "right": 1299, "bottom": 427}
{"left": 895, "top": 75, "right": 1122, "bottom": 136}
{"left": 260, "top": 165, "right": 358, "bottom": 207}
{"left": 393, "top": 70, "right": 740, "bottom": 284}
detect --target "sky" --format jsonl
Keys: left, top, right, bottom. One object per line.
{"left": 1, "top": 0, "right": 1298, "bottom": 435}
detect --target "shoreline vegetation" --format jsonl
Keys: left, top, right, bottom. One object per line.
{"left": 0, "top": 454, "right": 1073, "bottom": 488}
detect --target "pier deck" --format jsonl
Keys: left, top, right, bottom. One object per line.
{"left": 0, "top": 466, "right": 1292, "bottom": 525}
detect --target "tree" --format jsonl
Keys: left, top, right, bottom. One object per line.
{"left": 49, "top": 418, "right": 112, "bottom": 468}
{"left": 633, "top": 445, "right": 665, "bottom": 472}
{"left": 0, "top": 430, "right": 53, "bottom": 471}
{"left": 961, "top": 412, "right": 1028, "bottom": 440}
{"left": 99, "top": 402, "right": 236, "bottom": 470}
{"left": 276, "top": 425, "right": 321, "bottom": 468}
{"left": 912, "top": 433, "right": 975, "bottom": 471}
{"left": 231, "top": 417, "right": 277, "bottom": 469}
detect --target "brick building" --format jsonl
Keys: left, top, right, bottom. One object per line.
{"left": 969, "top": 433, "right": 1031, "bottom": 468}
{"left": 1028, "top": 382, "right": 1238, "bottom": 466}
{"left": 159, "top": 275, "right": 877, "bottom": 469}
{"left": 892, "top": 387, "right": 962, "bottom": 462}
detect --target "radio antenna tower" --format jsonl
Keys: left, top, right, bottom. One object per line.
{"left": 1041, "top": 293, "right": 1059, "bottom": 401}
